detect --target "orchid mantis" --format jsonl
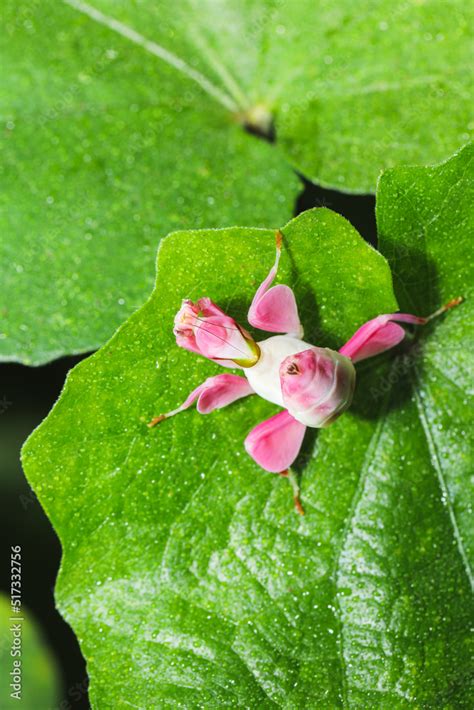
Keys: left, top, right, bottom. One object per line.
{"left": 149, "top": 231, "right": 461, "bottom": 514}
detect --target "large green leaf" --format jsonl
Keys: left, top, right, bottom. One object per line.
{"left": 23, "top": 148, "right": 473, "bottom": 709}
{"left": 376, "top": 141, "right": 474, "bottom": 570}
{"left": 2, "top": 0, "right": 472, "bottom": 365}
{"left": 0, "top": 594, "right": 59, "bottom": 708}
{"left": 0, "top": 0, "right": 299, "bottom": 365}
{"left": 78, "top": 0, "right": 472, "bottom": 192}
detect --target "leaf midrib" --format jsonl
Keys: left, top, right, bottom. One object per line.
{"left": 413, "top": 367, "right": 473, "bottom": 589}
{"left": 62, "top": 0, "right": 241, "bottom": 113}
{"left": 330, "top": 349, "right": 473, "bottom": 705}
{"left": 332, "top": 396, "right": 390, "bottom": 707}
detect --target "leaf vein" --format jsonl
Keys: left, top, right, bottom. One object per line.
{"left": 413, "top": 369, "right": 473, "bottom": 590}
{"left": 62, "top": 0, "right": 239, "bottom": 112}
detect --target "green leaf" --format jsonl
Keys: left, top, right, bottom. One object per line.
{"left": 80, "top": 0, "right": 472, "bottom": 193}
{"left": 22, "top": 172, "right": 473, "bottom": 708}
{"left": 377, "top": 140, "right": 474, "bottom": 570}
{"left": 0, "top": 594, "right": 59, "bottom": 708}
{"left": 0, "top": 0, "right": 299, "bottom": 365}
{"left": 2, "top": 0, "right": 472, "bottom": 365}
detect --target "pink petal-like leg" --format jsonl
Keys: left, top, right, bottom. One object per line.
{"left": 339, "top": 298, "right": 463, "bottom": 363}
{"left": 148, "top": 374, "right": 254, "bottom": 427}
{"left": 248, "top": 230, "right": 303, "bottom": 337}
{"left": 244, "top": 409, "right": 307, "bottom": 514}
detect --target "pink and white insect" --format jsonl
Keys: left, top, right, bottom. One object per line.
{"left": 149, "top": 231, "right": 461, "bottom": 514}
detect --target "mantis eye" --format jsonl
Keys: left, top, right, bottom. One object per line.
{"left": 279, "top": 348, "right": 356, "bottom": 428}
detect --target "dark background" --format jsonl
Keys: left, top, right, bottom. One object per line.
{"left": 0, "top": 181, "right": 376, "bottom": 709}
